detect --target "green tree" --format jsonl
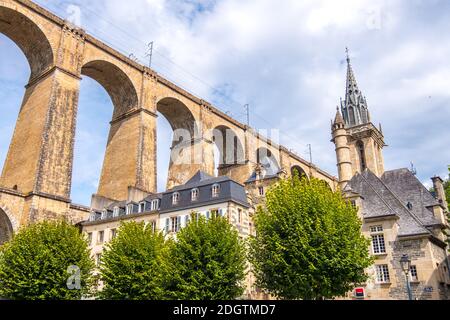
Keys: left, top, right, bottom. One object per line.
{"left": 249, "top": 176, "right": 373, "bottom": 300}
{"left": 0, "top": 220, "right": 95, "bottom": 300}
{"left": 167, "top": 213, "right": 247, "bottom": 300}
{"left": 98, "top": 221, "right": 168, "bottom": 300}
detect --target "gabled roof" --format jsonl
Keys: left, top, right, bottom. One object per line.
{"left": 348, "top": 169, "right": 436, "bottom": 237}
{"left": 143, "top": 193, "right": 163, "bottom": 202}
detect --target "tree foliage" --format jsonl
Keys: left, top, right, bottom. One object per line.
{"left": 98, "top": 221, "right": 168, "bottom": 300}
{"left": 166, "top": 213, "right": 247, "bottom": 300}
{"left": 249, "top": 176, "right": 373, "bottom": 300}
{"left": 0, "top": 220, "right": 95, "bottom": 300}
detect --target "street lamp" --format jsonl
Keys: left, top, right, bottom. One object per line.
{"left": 400, "top": 254, "right": 413, "bottom": 300}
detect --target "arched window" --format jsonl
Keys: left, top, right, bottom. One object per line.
{"left": 172, "top": 192, "right": 180, "bottom": 205}
{"left": 357, "top": 140, "right": 366, "bottom": 171}
{"left": 113, "top": 207, "right": 120, "bottom": 217}
{"left": 212, "top": 184, "right": 221, "bottom": 198}
{"left": 349, "top": 106, "right": 355, "bottom": 125}
{"left": 191, "top": 188, "right": 199, "bottom": 201}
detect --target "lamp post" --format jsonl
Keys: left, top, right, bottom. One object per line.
{"left": 400, "top": 254, "right": 413, "bottom": 300}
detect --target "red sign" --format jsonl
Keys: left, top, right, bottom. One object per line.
{"left": 353, "top": 287, "right": 365, "bottom": 299}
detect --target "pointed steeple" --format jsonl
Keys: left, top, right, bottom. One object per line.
{"left": 334, "top": 106, "right": 344, "bottom": 125}
{"left": 340, "top": 48, "right": 370, "bottom": 127}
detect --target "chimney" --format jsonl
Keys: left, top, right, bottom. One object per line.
{"left": 431, "top": 176, "right": 448, "bottom": 211}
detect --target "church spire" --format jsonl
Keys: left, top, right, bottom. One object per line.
{"left": 341, "top": 48, "right": 370, "bottom": 127}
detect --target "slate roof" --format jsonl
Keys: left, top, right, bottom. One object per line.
{"left": 347, "top": 169, "right": 440, "bottom": 237}
{"left": 161, "top": 171, "right": 250, "bottom": 213}
{"left": 169, "top": 171, "right": 231, "bottom": 192}
{"left": 382, "top": 169, "right": 440, "bottom": 227}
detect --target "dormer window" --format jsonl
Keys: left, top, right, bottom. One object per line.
{"left": 191, "top": 188, "right": 199, "bottom": 201}
{"left": 151, "top": 199, "right": 160, "bottom": 211}
{"left": 126, "top": 204, "right": 133, "bottom": 215}
{"left": 172, "top": 192, "right": 180, "bottom": 205}
{"left": 101, "top": 210, "right": 107, "bottom": 220}
{"left": 89, "top": 212, "right": 96, "bottom": 222}
{"left": 113, "top": 207, "right": 120, "bottom": 217}
{"left": 406, "top": 202, "right": 413, "bottom": 210}
{"left": 212, "top": 184, "right": 220, "bottom": 198}
{"left": 139, "top": 202, "right": 146, "bottom": 213}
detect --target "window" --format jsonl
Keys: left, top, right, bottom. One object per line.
{"left": 126, "top": 204, "right": 133, "bottom": 215}
{"left": 96, "top": 253, "right": 102, "bottom": 267}
{"left": 410, "top": 265, "right": 418, "bottom": 282}
{"left": 350, "top": 200, "right": 357, "bottom": 208}
{"left": 370, "top": 225, "right": 386, "bottom": 254}
{"left": 372, "top": 234, "right": 386, "bottom": 254}
{"left": 258, "top": 187, "right": 265, "bottom": 196}
{"left": 206, "top": 211, "right": 210, "bottom": 220}
{"left": 113, "top": 206, "right": 120, "bottom": 217}
{"left": 238, "top": 208, "right": 243, "bottom": 224}
{"left": 375, "top": 265, "right": 390, "bottom": 283}
{"left": 370, "top": 225, "right": 383, "bottom": 233}
{"left": 191, "top": 188, "right": 199, "bottom": 201}
{"left": 349, "top": 106, "right": 355, "bottom": 125}
{"left": 89, "top": 213, "right": 96, "bottom": 222}
{"left": 171, "top": 216, "right": 181, "bottom": 233}
{"left": 212, "top": 184, "right": 220, "bottom": 198}
{"left": 97, "top": 230, "right": 104, "bottom": 244}
{"left": 211, "top": 209, "right": 219, "bottom": 218}
{"left": 357, "top": 141, "right": 366, "bottom": 171}
{"left": 151, "top": 199, "right": 160, "bottom": 211}
{"left": 172, "top": 192, "right": 180, "bottom": 205}
{"left": 165, "top": 218, "right": 170, "bottom": 234}
{"left": 87, "top": 232, "right": 92, "bottom": 246}
{"left": 101, "top": 210, "right": 107, "bottom": 220}
{"left": 151, "top": 221, "right": 156, "bottom": 233}
{"left": 110, "top": 229, "right": 117, "bottom": 240}
{"left": 406, "top": 202, "right": 413, "bottom": 210}
{"left": 139, "top": 202, "right": 146, "bottom": 213}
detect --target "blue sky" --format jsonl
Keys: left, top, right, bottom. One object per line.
{"left": 1, "top": 0, "right": 449, "bottom": 205}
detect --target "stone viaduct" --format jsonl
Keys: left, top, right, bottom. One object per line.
{"left": 0, "top": 0, "right": 337, "bottom": 243}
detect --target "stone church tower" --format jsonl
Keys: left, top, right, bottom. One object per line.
{"left": 332, "top": 51, "right": 386, "bottom": 188}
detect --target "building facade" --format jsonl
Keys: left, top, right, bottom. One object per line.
{"left": 80, "top": 170, "right": 263, "bottom": 299}
{"left": 332, "top": 52, "right": 450, "bottom": 300}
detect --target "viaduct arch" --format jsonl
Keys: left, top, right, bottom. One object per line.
{"left": 0, "top": 0, "right": 337, "bottom": 231}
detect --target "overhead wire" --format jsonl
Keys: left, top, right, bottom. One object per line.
{"left": 35, "top": 0, "right": 312, "bottom": 159}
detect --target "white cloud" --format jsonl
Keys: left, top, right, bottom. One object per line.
{"left": 1, "top": 0, "right": 449, "bottom": 204}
